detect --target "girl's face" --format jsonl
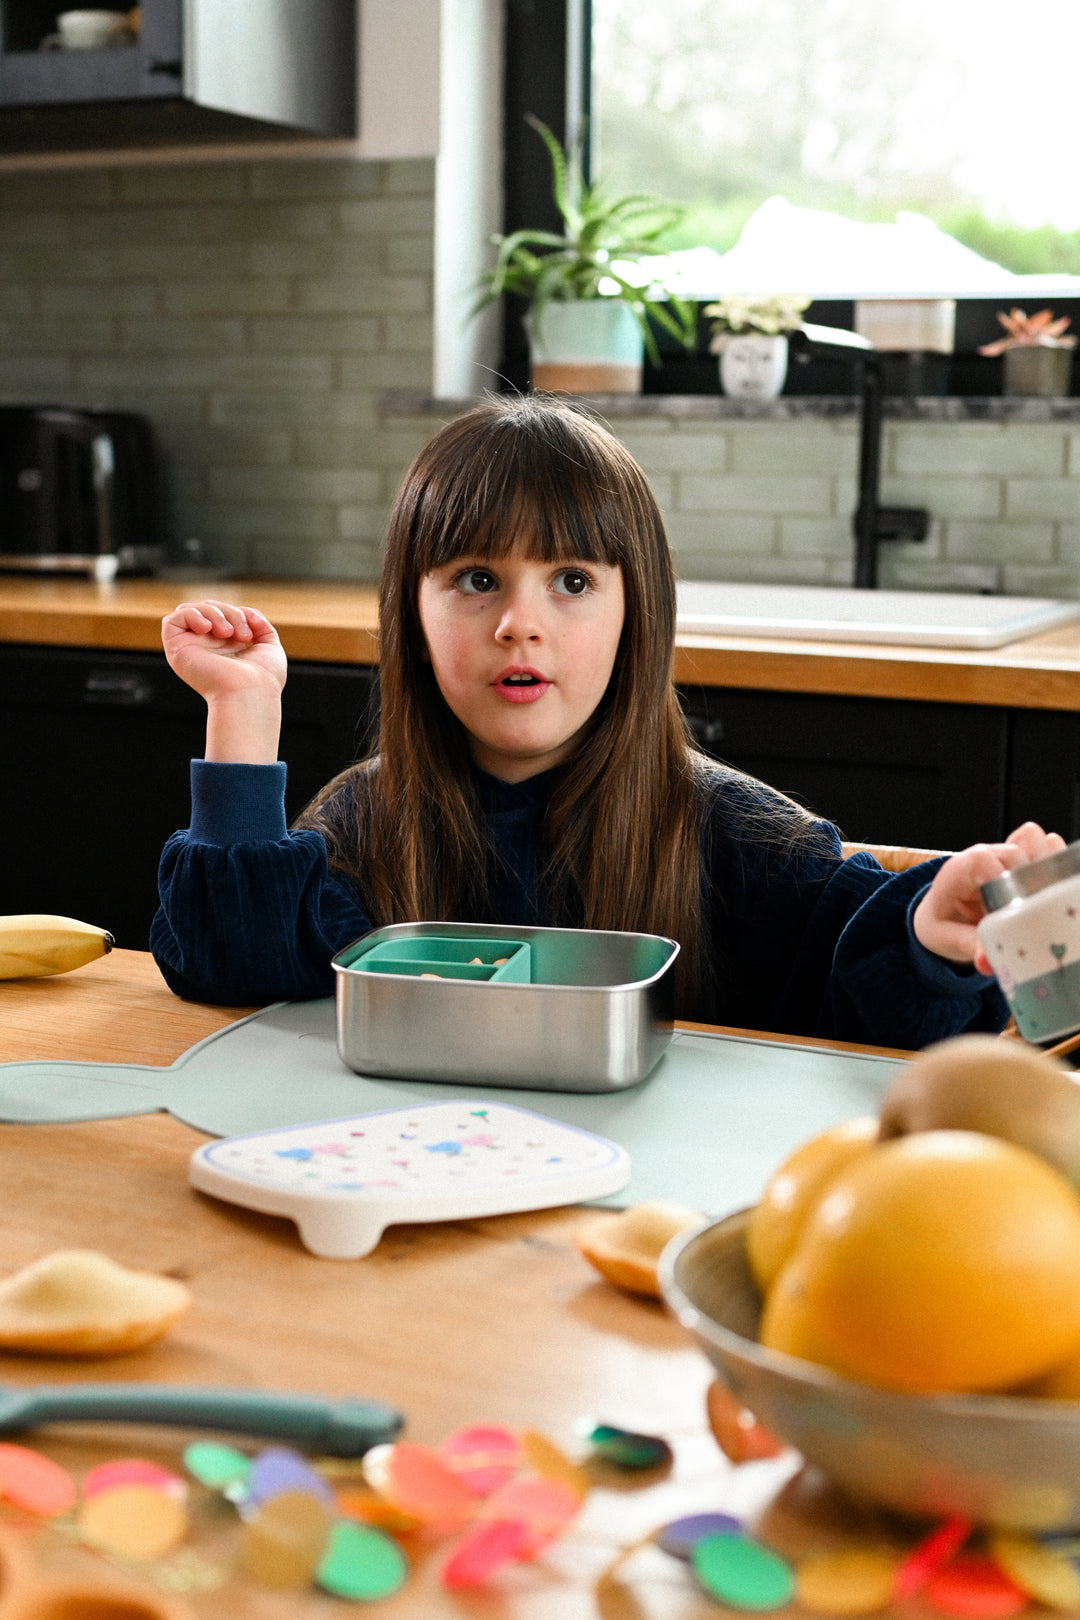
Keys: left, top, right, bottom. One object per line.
{"left": 417, "top": 543, "right": 625, "bottom": 782}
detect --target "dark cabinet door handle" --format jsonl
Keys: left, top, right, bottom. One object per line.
{"left": 82, "top": 671, "right": 155, "bottom": 707}
{"left": 685, "top": 713, "right": 725, "bottom": 749}
{"left": 146, "top": 58, "right": 182, "bottom": 76}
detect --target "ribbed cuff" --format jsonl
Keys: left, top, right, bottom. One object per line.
{"left": 906, "top": 888, "right": 995, "bottom": 996}
{"left": 187, "top": 759, "right": 289, "bottom": 846}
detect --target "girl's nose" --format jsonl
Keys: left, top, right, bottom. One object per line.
{"left": 495, "top": 586, "right": 543, "bottom": 643}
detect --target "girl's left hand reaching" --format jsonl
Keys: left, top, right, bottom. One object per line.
{"left": 912, "top": 822, "right": 1067, "bottom": 972}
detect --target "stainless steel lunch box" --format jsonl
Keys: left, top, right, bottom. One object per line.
{"left": 332, "top": 921, "right": 679, "bottom": 1092}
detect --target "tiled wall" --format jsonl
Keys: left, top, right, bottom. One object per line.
{"left": 610, "top": 413, "right": 1080, "bottom": 596}
{"left": 391, "top": 402, "right": 1080, "bottom": 597}
{"left": 1, "top": 148, "right": 1078, "bottom": 596}
{"left": 0, "top": 153, "right": 437, "bottom": 578}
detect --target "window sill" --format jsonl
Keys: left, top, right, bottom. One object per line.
{"left": 380, "top": 391, "right": 1080, "bottom": 423}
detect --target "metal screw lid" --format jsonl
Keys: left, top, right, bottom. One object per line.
{"left": 981, "top": 839, "right": 1080, "bottom": 912}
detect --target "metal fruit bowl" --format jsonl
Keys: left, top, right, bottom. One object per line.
{"left": 660, "top": 1209, "right": 1080, "bottom": 1531}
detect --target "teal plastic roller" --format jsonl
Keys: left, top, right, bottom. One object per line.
{"left": 0, "top": 1382, "right": 404, "bottom": 1457}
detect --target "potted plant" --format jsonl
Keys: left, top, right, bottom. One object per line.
{"left": 979, "top": 308, "right": 1077, "bottom": 397}
{"left": 704, "top": 294, "right": 812, "bottom": 398}
{"left": 472, "top": 117, "right": 698, "bottom": 394}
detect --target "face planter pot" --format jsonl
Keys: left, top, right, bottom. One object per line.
{"left": 717, "top": 333, "right": 789, "bottom": 399}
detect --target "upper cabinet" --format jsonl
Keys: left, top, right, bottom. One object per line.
{"left": 0, "top": 0, "right": 358, "bottom": 152}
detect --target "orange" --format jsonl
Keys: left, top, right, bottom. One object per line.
{"left": 1018, "top": 1344, "right": 1080, "bottom": 1399}
{"left": 746, "top": 1116, "right": 879, "bottom": 1292}
{"left": 759, "top": 1129, "right": 1080, "bottom": 1394}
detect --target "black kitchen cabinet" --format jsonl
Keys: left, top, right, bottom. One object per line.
{"left": 4, "top": 644, "right": 1076, "bottom": 956}
{"left": 678, "top": 686, "right": 1011, "bottom": 851}
{"left": 1007, "top": 710, "right": 1080, "bottom": 842}
{"left": 0, "top": 0, "right": 356, "bottom": 153}
{"left": 0, "top": 645, "right": 376, "bottom": 950}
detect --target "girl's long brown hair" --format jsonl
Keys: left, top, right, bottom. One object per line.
{"left": 299, "top": 394, "right": 808, "bottom": 1016}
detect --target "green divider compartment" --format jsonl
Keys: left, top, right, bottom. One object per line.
{"left": 346, "top": 936, "right": 532, "bottom": 984}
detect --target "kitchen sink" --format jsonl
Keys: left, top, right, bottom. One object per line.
{"left": 675, "top": 583, "right": 1080, "bottom": 650}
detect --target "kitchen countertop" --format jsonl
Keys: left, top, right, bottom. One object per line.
{"left": 4, "top": 575, "right": 1080, "bottom": 709}
{"left": 0, "top": 948, "right": 899, "bottom": 1619}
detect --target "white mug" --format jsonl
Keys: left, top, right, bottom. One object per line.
{"left": 978, "top": 842, "right": 1080, "bottom": 1043}
{"left": 56, "top": 10, "right": 128, "bottom": 49}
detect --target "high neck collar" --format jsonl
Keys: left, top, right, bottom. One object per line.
{"left": 474, "top": 763, "right": 565, "bottom": 810}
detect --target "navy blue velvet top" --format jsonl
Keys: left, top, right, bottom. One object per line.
{"left": 150, "top": 758, "right": 1006, "bottom": 1049}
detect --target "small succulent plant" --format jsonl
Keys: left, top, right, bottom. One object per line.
{"left": 704, "top": 293, "right": 811, "bottom": 350}
{"left": 979, "top": 308, "right": 1077, "bottom": 355}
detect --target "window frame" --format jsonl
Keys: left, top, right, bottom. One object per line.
{"left": 499, "top": 1, "right": 1080, "bottom": 398}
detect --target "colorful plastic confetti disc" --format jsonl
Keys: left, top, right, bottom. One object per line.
{"left": 989, "top": 1533, "right": 1080, "bottom": 1611}
{"left": 692, "top": 1532, "right": 796, "bottom": 1611}
{"left": 82, "top": 1459, "right": 187, "bottom": 1501}
{"left": 519, "top": 1429, "right": 589, "bottom": 1501}
{"left": 0, "top": 1444, "right": 76, "bottom": 1516}
{"left": 334, "top": 1486, "right": 421, "bottom": 1533}
{"left": 316, "top": 1520, "right": 408, "bottom": 1601}
{"left": 892, "top": 1516, "right": 974, "bottom": 1599}
{"left": 441, "top": 1517, "right": 530, "bottom": 1588}
{"left": 242, "top": 1447, "right": 334, "bottom": 1513}
{"left": 77, "top": 1482, "right": 190, "bottom": 1561}
{"left": 182, "top": 1441, "right": 252, "bottom": 1494}
{"left": 584, "top": 1423, "right": 673, "bottom": 1471}
{"left": 923, "top": 1554, "right": 1029, "bottom": 1617}
{"left": 658, "top": 1512, "right": 743, "bottom": 1562}
{"left": 438, "top": 1425, "right": 521, "bottom": 1496}
{"left": 480, "top": 1476, "right": 580, "bottom": 1555}
{"left": 382, "top": 1442, "right": 474, "bottom": 1530}
{"left": 795, "top": 1547, "right": 901, "bottom": 1616}
{"left": 240, "top": 1488, "right": 334, "bottom": 1589}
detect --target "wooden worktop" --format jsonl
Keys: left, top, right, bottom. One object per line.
{"left": 5, "top": 574, "right": 1080, "bottom": 708}
{"left": 0, "top": 949, "right": 785, "bottom": 1619}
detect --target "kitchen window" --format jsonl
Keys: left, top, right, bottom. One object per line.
{"left": 501, "top": 0, "right": 1080, "bottom": 397}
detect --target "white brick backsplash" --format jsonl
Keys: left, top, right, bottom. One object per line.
{"left": 895, "top": 425, "right": 1067, "bottom": 478}
{"left": 619, "top": 430, "right": 728, "bottom": 474}
{"left": 2, "top": 155, "right": 1080, "bottom": 585}
{"left": 119, "top": 318, "right": 246, "bottom": 355}
{"left": 882, "top": 474, "right": 1002, "bottom": 520}
{"left": 250, "top": 316, "right": 383, "bottom": 355}
{"left": 1006, "top": 479, "right": 1080, "bottom": 521}
{"left": 729, "top": 424, "right": 857, "bottom": 476}
{"left": 680, "top": 473, "right": 833, "bottom": 515}
{"left": 209, "top": 467, "right": 381, "bottom": 505}
{"left": 946, "top": 521, "right": 1055, "bottom": 563}
{"left": 779, "top": 517, "right": 853, "bottom": 557}
{"left": 664, "top": 511, "right": 778, "bottom": 555}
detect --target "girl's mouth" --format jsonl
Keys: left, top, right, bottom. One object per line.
{"left": 494, "top": 671, "right": 551, "bottom": 703}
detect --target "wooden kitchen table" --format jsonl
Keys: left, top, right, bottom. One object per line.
{"left": 0, "top": 949, "right": 815, "bottom": 1619}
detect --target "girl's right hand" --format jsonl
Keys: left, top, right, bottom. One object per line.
{"left": 162, "top": 601, "right": 287, "bottom": 764}
{"left": 162, "top": 601, "right": 287, "bottom": 701}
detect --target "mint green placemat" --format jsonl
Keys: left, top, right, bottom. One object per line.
{"left": 0, "top": 1001, "right": 904, "bottom": 1214}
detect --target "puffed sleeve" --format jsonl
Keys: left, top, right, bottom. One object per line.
{"left": 150, "top": 760, "right": 374, "bottom": 1005}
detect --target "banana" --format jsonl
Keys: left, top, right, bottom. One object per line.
{"left": 0, "top": 915, "right": 114, "bottom": 979}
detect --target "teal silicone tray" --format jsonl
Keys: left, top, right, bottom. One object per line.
{"left": 346, "top": 935, "right": 532, "bottom": 984}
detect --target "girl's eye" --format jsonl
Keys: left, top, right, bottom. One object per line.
{"left": 553, "top": 569, "right": 592, "bottom": 597}
{"left": 455, "top": 568, "right": 498, "bottom": 595}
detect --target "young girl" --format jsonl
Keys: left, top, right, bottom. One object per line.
{"left": 152, "top": 394, "right": 1061, "bottom": 1048}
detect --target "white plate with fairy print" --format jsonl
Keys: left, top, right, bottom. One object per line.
{"left": 189, "top": 1100, "right": 631, "bottom": 1258}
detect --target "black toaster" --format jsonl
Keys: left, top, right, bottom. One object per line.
{"left": 0, "top": 404, "right": 162, "bottom": 580}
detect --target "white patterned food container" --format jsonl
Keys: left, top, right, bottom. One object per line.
{"left": 978, "top": 842, "right": 1080, "bottom": 1043}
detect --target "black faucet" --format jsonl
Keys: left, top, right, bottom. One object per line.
{"left": 791, "top": 324, "right": 930, "bottom": 588}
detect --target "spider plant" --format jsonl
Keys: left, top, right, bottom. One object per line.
{"left": 472, "top": 116, "right": 698, "bottom": 365}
